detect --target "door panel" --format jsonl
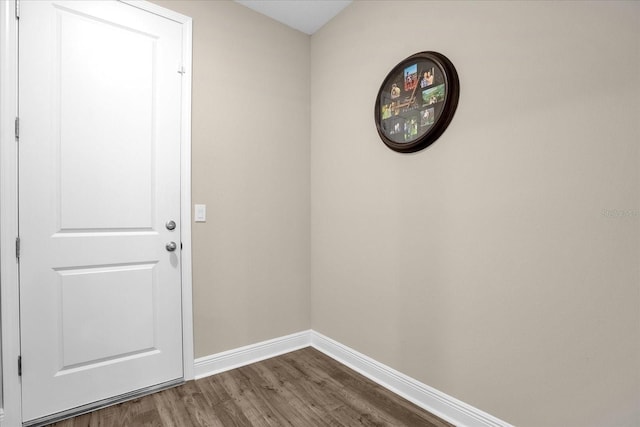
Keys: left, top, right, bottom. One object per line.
{"left": 19, "top": 1, "right": 184, "bottom": 422}
{"left": 58, "top": 263, "right": 157, "bottom": 368}
{"left": 58, "top": 6, "right": 155, "bottom": 230}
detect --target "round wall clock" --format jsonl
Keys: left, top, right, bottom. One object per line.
{"left": 374, "top": 51, "right": 459, "bottom": 153}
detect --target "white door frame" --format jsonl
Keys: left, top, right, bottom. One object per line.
{"left": 0, "top": 1, "right": 193, "bottom": 425}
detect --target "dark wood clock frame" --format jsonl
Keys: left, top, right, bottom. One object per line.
{"left": 374, "top": 51, "right": 459, "bottom": 153}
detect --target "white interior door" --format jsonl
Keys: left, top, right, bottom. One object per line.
{"left": 19, "top": 1, "right": 185, "bottom": 422}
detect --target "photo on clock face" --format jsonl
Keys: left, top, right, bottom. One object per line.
{"left": 422, "top": 83, "right": 446, "bottom": 106}
{"left": 404, "top": 114, "right": 419, "bottom": 142}
{"left": 381, "top": 103, "right": 393, "bottom": 120}
{"left": 383, "top": 100, "right": 400, "bottom": 117}
{"left": 390, "top": 82, "right": 401, "bottom": 99}
{"left": 404, "top": 63, "right": 418, "bottom": 92}
{"left": 420, "top": 107, "right": 435, "bottom": 127}
{"left": 384, "top": 116, "right": 404, "bottom": 137}
{"left": 419, "top": 66, "right": 436, "bottom": 89}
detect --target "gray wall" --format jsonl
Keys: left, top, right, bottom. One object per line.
{"left": 152, "top": 0, "right": 311, "bottom": 358}
{"left": 310, "top": 2, "right": 639, "bottom": 427}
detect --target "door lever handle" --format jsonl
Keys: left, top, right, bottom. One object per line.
{"left": 166, "top": 241, "right": 177, "bottom": 252}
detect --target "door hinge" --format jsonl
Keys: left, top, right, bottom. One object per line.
{"left": 15, "top": 0, "right": 19, "bottom": 20}
{"left": 15, "top": 117, "right": 19, "bottom": 141}
{"left": 18, "top": 356, "right": 22, "bottom": 376}
{"left": 15, "top": 236, "right": 20, "bottom": 259}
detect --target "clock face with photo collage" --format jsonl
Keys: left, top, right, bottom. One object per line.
{"left": 374, "top": 51, "right": 459, "bottom": 153}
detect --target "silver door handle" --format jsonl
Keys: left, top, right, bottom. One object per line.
{"left": 166, "top": 220, "right": 176, "bottom": 231}
{"left": 166, "top": 241, "right": 177, "bottom": 252}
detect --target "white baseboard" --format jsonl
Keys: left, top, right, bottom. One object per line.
{"left": 310, "top": 331, "right": 513, "bottom": 427}
{"left": 194, "top": 330, "right": 311, "bottom": 379}
{"left": 194, "top": 330, "right": 512, "bottom": 427}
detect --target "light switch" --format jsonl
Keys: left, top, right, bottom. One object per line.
{"left": 194, "top": 204, "right": 206, "bottom": 222}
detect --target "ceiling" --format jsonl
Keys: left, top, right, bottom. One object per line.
{"left": 234, "top": 0, "right": 352, "bottom": 35}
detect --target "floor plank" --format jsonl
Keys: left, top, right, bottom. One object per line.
{"left": 48, "top": 348, "right": 454, "bottom": 427}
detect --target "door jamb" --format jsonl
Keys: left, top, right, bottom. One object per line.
{"left": 0, "top": 1, "right": 21, "bottom": 425}
{"left": 0, "top": 2, "right": 194, "bottom": 424}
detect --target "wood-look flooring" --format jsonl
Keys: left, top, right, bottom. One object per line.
{"left": 49, "top": 347, "right": 453, "bottom": 427}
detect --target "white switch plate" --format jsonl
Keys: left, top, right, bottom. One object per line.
{"left": 194, "top": 204, "right": 206, "bottom": 222}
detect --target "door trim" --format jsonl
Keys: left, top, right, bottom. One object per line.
{"left": 0, "top": 1, "right": 194, "bottom": 425}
